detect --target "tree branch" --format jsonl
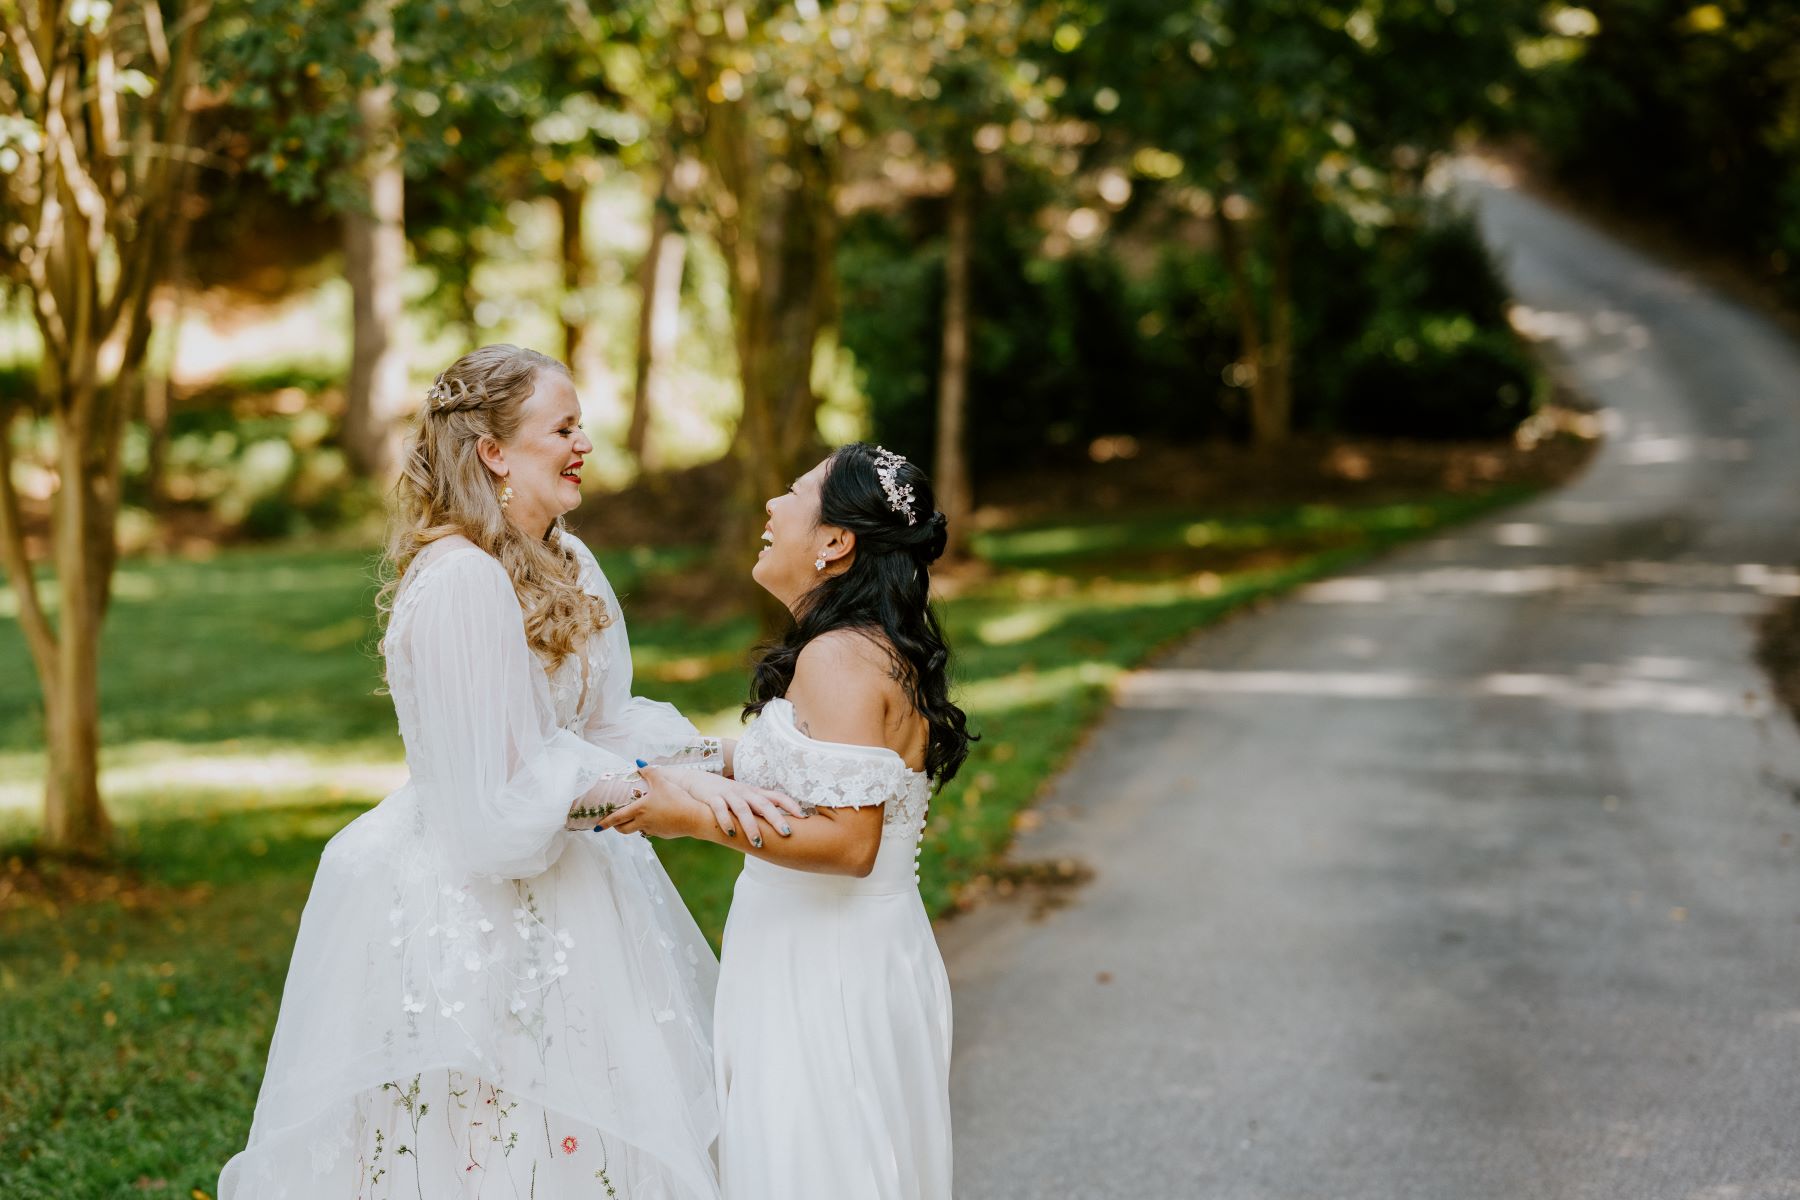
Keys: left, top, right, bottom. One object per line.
{"left": 51, "top": 103, "right": 110, "bottom": 249}
{"left": 141, "top": 0, "right": 171, "bottom": 71}
{"left": 0, "top": 410, "right": 59, "bottom": 698}
{"left": 94, "top": 33, "right": 123, "bottom": 176}
{"left": 3, "top": 9, "right": 47, "bottom": 97}
{"left": 26, "top": 189, "right": 71, "bottom": 362}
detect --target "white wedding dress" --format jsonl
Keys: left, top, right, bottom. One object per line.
{"left": 715, "top": 698, "right": 953, "bottom": 1199}
{"left": 219, "top": 532, "right": 722, "bottom": 1200}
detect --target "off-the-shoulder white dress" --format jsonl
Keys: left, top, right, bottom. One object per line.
{"left": 716, "top": 698, "right": 952, "bottom": 1199}
{"left": 219, "top": 533, "right": 723, "bottom": 1200}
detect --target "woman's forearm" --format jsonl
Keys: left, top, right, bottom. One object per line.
{"left": 676, "top": 800, "right": 881, "bottom": 877}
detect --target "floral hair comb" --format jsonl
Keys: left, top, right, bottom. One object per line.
{"left": 872, "top": 445, "right": 917, "bottom": 525}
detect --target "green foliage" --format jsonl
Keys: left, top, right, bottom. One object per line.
{"left": 1300, "top": 205, "right": 1540, "bottom": 439}
{"left": 1061, "top": 0, "right": 1537, "bottom": 212}
{"left": 839, "top": 182, "right": 1215, "bottom": 466}
{"left": 1337, "top": 322, "right": 1536, "bottom": 439}
{"left": 843, "top": 194, "right": 1536, "bottom": 456}
{"left": 835, "top": 215, "right": 943, "bottom": 464}
{"left": 209, "top": 0, "right": 631, "bottom": 319}
{"left": 213, "top": 0, "right": 554, "bottom": 203}
{"left": 841, "top": 194, "right": 1240, "bottom": 465}
{"left": 1516, "top": 0, "right": 1800, "bottom": 298}
{"left": 0, "top": 362, "right": 32, "bottom": 410}
{"left": 130, "top": 366, "right": 384, "bottom": 540}
{"left": 1028, "top": 0, "right": 1545, "bottom": 443}
{"left": 611, "top": 0, "right": 1054, "bottom": 153}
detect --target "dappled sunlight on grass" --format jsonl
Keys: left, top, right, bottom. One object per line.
{"left": 0, "top": 789, "right": 380, "bottom": 892}
{"left": 957, "top": 661, "right": 1123, "bottom": 712}
{"left": 0, "top": 745, "right": 404, "bottom": 820}
{"left": 974, "top": 606, "right": 1062, "bottom": 645}
{"left": 971, "top": 495, "right": 1507, "bottom": 572}
{"left": 0, "top": 746, "right": 403, "bottom": 863}
{"left": 0, "top": 542, "right": 703, "bottom": 754}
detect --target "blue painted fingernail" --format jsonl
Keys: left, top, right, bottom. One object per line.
{"left": 593, "top": 825, "right": 603, "bottom": 832}
{"left": 752, "top": 837, "right": 763, "bottom": 848}
{"left": 635, "top": 758, "right": 648, "bottom": 768}
{"left": 781, "top": 825, "right": 792, "bottom": 836}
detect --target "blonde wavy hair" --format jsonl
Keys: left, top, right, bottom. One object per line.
{"left": 379, "top": 344, "right": 609, "bottom": 671}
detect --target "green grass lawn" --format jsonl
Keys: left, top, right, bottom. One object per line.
{"left": 0, "top": 484, "right": 1540, "bottom": 1198}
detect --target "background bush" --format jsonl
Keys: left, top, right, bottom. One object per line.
{"left": 843, "top": 191, "right": 1537, "bottom": 466}
{"left": 1517, "top": 0, "right": 1800, "bottom": 300}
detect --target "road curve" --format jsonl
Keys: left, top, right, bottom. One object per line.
{"left": 942, "top": 161, "right": 1800, "bottom": 1199}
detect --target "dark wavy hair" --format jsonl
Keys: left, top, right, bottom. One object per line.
{"left": 745, "top": 443, "right": 975, "bottom": 786}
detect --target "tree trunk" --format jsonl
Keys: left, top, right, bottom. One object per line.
{"left": 706, "top": 108, "right": 836, "bottom": 628}
{"left": 1261, "top": 180, "right": 1299, "bottom": 447}
{"left": 36, "top": 194, "right": 149, "bottom": 858}
{"left": 557, "top": 179, "right": 589, "bottom": 368}
{"left": 731, "top": 155, "right": 832, "bottom": 505}
{"left": 41, "top": 402, "right": 112, "bottom": 856}
{"left": 629, "top": 179, "right": 687, "bottom": 468}
{"left": 934, "top": 160, "right": 975, "bottom": 561}
{"left": 1214, "top": 196, "right": 1280, "bottom": 448}
{"left": 341, "top": 0, "right": 409, "bottom": 480}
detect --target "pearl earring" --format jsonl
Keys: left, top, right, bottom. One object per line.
{"left": 498, "top": 483, "right": 514, "bottom": 511}
{"left": 814, "top": 557, "right": 826, "bottom": 571}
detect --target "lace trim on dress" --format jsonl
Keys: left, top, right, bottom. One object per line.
{"left": 660, "top": 735, "right": 725, "bottom": 773}
{"left": 562, "top": 736, "right": 724, "bottom": 830}
{"left": 734, "top": 701, "right": 931, "bottom": 839}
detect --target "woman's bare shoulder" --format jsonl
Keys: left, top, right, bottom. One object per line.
{"left": 795, "top": 628, "right": 901, "bottom": 681}
{"left": 789, "top": 630, "right": 906, "bottom": 739}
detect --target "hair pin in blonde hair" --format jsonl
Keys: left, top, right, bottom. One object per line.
{"left": 425, "top": 373, "right": 481, "bottom": 413}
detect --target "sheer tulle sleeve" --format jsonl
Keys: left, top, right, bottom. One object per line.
{"left": 566, "top": 534, "right": 726, "bottom": 774}
{"left": 396, "top": 550, "right": 631, "bottom": 877}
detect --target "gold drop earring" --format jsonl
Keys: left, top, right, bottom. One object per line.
{"left": 499, "top": 482, "right": 514, "bottom": 511}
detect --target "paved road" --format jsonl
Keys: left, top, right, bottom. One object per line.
{"left": 942, "top": 162, "right": 1800, "bottom": 1199}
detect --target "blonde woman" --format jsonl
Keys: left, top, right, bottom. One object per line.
{"left": 219, "top": 345, "right": 799, "bottom": 1200}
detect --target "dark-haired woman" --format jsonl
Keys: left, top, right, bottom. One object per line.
{"left": 603, "top": 443, "right": 973, "bottom": 1199}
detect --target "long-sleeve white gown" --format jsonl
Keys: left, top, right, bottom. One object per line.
{"left": 219, "top": 532, "right": 722, "bottom": 1200}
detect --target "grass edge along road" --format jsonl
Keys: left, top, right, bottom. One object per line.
{"left": 0, "top": 479, "right": 1561, "bottom": 1198}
